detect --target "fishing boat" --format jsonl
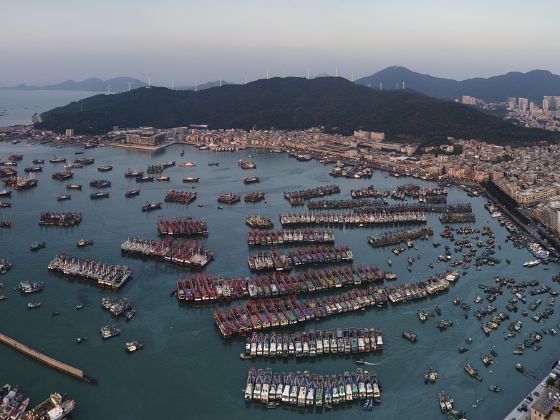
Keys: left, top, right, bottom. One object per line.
{"left": 183, "top": 177, "right": 199, "bottom": 183}
{"left": 141, "top": 202, "right": 162, "bottom": 212}
{"left": 424, "top": 367, "right": 437, "bottom": 384}
{"left": 480, "top": 353, "right": 493, "bottom": 366}
{"left": 27, "top": 302, "right": 41, "bottom": 309}
{"left": 100, "top": 325, "right": 120, "bottom": 339}
{"left": 49, "top": 156, "right": 66, "bottom": 164}
{"left": 0, "top": 201, "right": 10, "bottom": 208}
{"left": 97, "top": 165, "right": 113, "bottom": 172}
{"left": 90, "top": 191, "right": 109, "bottom": 200}
{"left": 125, "top": 189, "right": 140, "bottom": 198}
{"left": 56, "top": 194, "right": 71, "bottom": 201}
{"left": 402, "top": 331, "right": 417, "bottom": 343}
{"left": 66, "top": 183, "right": 82, "bottom": 190}
{"left": 0, "top": 189, "right": 11, "bottom": 197}
{"left": 89, "top": 179, "right": 111, "bottom": 188}
{"left": 488, "top": 384, "right": 502, "bottom": 392}
{"left": 218, "top": 193, "right": 241, "bottom": 204}
{"left": 244, "top": 176, "right": 260, "bottom": 184}
{"left": 125, "top": 340, "right": 143, "bottom": 353}
{"left": 30, "top": 241, "right": 46, "bottom": 251}
{"left": 76, "top": 337, "right": 87, "bottom": 343}
{"left": 135, "top": 176, "right": 154, "bottom": 183}
{"left": 464, "top": 362, "right": 482, "bottom": 381}
{"left": 125, "top": 169, "right": 143, "bottom": 178}
{"left": 19, "top": 281, "right": 44, "bottom": 294}
{"left": 156, "top": 176, "right": 170, "bottom": 182}
{"left": 76, "top": 239, "right": 94, "bottom": 247}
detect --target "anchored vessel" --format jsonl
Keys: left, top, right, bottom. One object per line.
{"left": 175, "top": 265, "right": 385, "bottom": 303}
{"left": 247, "top": 229, "right": 335, "bottom": 246}
{"left": 214, "top": 270, "right": 459, "bottom": 337}
{"left": 244, "top": 368, "right": 381, "bottom": 408}
{"left": 48, "top": 254, "right": 132, "bottom": 289}
{"left": 243, "top": 327, "right": 383, "bottom": 359}
{"left": 121, "top": 237, "right": 214, "bottom": 269}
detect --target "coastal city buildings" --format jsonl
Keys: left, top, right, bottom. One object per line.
{"left": 124, "top": 127, "right": 165, "bottom": 146}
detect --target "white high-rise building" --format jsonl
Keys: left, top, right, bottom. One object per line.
{"left": 518, "top": 97, "right": 529, "bottom": 111}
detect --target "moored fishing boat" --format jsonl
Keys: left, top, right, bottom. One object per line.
{"left": 125, "top": 189, "right": 140, "bottom": 198}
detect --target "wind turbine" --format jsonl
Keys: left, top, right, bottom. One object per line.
{"left": 127, "top": 82, "right": 132, "bottom": 92}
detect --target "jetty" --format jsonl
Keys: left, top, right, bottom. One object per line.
{"left": 0, "top": 332, "right": 95, "bottom": 383}
{"left": 214, "top": 270, "right": 460, "bottom": 337}
{"left": 244, "top": 367, "right": 381, "bottom": 407}
{"left": 48, "top": 254, "right": 132, "bottom": 289}
{"left": 175, "top": 265, "right": 385, "bottom": 302}
{"left": 243, "top": 327, "right": 383, "bottom": 359}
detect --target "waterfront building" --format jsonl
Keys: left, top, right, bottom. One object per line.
{"left": 125, "top": 127, "right": 165, "bottom": 146}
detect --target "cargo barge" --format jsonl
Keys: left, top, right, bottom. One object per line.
{"left": 38, "top": 212, "right": 82, "bottom": 227}
{"left": 121, "top": 237, "right": 214, "bottom": 269}
{"left": 247, "top": 229, "right": 335, "bottom": 246}
{"left": 440, "top": 213, "right": 476, "bottom": 224}
{"left": 175, "top": 265, "right": 385, "bottom": 302}
{"left": 247, "top": 245, "right": 353, "bottom": 272}
{"left": 164, "top": 190, "right": 197, "bottom": 204}
{"left": 279, "top": 211, "right": 427, "bottom": 227}
{"left": 368, "top": 226, "right": 433, "bottom": 247}
{"left": 243, "top": 368, "right": 381, "bottom": 407}
{"left": 284, "top": 185, "right": 340, "bottom": 205}
{"left": 48, "top": 254, "right": 132, "bottom": 289}
{"left": 158, "top": 217, "right": 208, "bottom": 236}
{"left": 214, "top": 270, "right": 459, "bottom": 337}
{"left": 243, "top": 327, "right": 383, "bottom": 359}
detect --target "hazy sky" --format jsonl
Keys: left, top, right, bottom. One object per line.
{"left": 1, "top": 0, "right": 558, "bottom": 85}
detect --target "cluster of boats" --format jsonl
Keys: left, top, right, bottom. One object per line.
{"left": 0, "top": 384, "right": 29, "bottom": 420}
{"left": 217, "top": 192, "right": 240, "bottom": 204}
{"left": 307, "top": 198, "right": 382, "bottom": 209}
{"left": 120, "top": 237, "right": 214, "bottom": 269}
{"left": 354, "top": 202, "right": 472, "bottom": 214}
{"left": 101, "top": 297, "right": 135, "bottom": 320}
{"left": 214, "top": 270, "right": 460, "bottom": 337}
{"left": 89, "top": 179, "right": 111, "bottom": 188}
{"left": 247, "top": 229, "right": 334, "bottom": 246}
{"left": 244, "top": 368, "right": 381, "bottom": 408}
{"left": 157, "top": 217, "right": 208, "bottom": 236}
{"left": 19, "top": 392, "right": 76, "bottom": 420}
{"left": 243, "top": 327, "right": 383, "bottom": 359}
{"left": 238, "top": 160, "right": 256, "bottom": 170}
{"left": 245, "top": 215, "right": 273, "bottom": 229}
{"left": 247, "top": 245, "right": 353, "bottom": 271}
{"left": 368, "top": 226, "right": 433, "bottom": 247}
{"left": 51, "top": 171, "right": 73, "bottom": 181}
{"left": 175, "top": 265, "right": 386, "bottom": 302}
{"left": 283, "top": 185, "right": 340, "bottom": 206}
{"left": 47, "top": 254, "right": 132, "bottom": 289}
{"left": 141, "top": 202, "right": 161, "bottom": 212}
{"left": 244, "top": 192, "right": 265, "bottom": 203}
{"left": 164, "top": 190, "right": 197, "bottom": 204}
{"left": 18, "top": 281, "right": 44, "bottom": 294}
{"left": 440, "top": 213, "right": 476, "bottom": 224}
{"left": 279, "top": 211, "right": 428, "bottom": 227}
{"left": 38, "top": 212, "right": 82, "bottom": 227}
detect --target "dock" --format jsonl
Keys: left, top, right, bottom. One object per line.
{"left": 0, "top": 332, "right": 96, "bottom": 383}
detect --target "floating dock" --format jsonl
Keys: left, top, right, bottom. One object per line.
{"left": 0, "top": 332, "right": 95, "bottom": 384}
{"left": 243, "top": 327, "right": 383, "bottom": 358}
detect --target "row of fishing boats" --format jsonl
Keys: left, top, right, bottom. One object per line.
{"left": 120, "top": 237, "right": 214, "bottom": 269}
{"left": 279, "top": 211, "right": 427, "bottom": 226}
{"left": 247, "top": 229, "right": 335, "bottom": 246}
{"left": 214, "top": 270, "right": 460, "bottom": 337}
{"left": 47, "top": 254, "right": 132, "bottom": 289}
{"left": 368, "top": 226, "right": 433, "bottom": 247}
{"left": 164, "top": 190, "right": 197, "bottom": 204}
{"left": 283, "top": 185, "right": 340, "bottom": 205}
{"left": 242, "top": 327, "right": 383, "bottom": 359}
{"left": 157, "top": 217, "right": 208, "bottom": 236}
{"left": 247, "top": 245, "right": 353, "bottom": 272}
{"left": 38, "top": 212, "right": 82, "bottom": 227}
{"left": 244, "top": 368, "right": 381, "bottom": 408}
{"left": 174, "top": 265, "right": 386, "bottom": 302}
{"left": 440, "top": 213, "right": 476, "bottom": 224}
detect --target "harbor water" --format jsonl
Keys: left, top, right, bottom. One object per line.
{"left": 0, "top": 142, "right": 558, "bottom": 419}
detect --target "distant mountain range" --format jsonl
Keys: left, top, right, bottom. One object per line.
{"left": 356, "top": 66, "right": 560, "bottom": 101}
{"left": 36, "top": 77, "right": 559, "bottom": 145}
{"left": 0, "top": 77, "right": 146, "bottom": 92}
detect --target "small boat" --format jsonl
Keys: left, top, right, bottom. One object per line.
{"left": 490, "top": 349, "right": 498, "bottom": 357}
{"left": 156, "top": 176, "right": 170, "bottom": 182}
{"left": 51, "top": 311, "right": 61, "bottom": 317}
{"left": 125, "top": 309, "right": 136, "bottom": 321}
{"left": 66, "top": 184, "right": 82, "bottom": 190}
{"left": 458, "top": 347, "right": 468, "bottom": 353}
{"left": 402, "top": 331, "right": 417, "bottom": 343}
{"left": 100, "top": 325, "right": 120, "bottom": 339}
{"left": 183, "top": 177, "right": 199, "bottom": 183}
{"left": 75, "top": 304, "right": 84, "bottom": 310}
{"left": 0, "top": 189, "right": 11, "bottom": 197}
{"left": 27, "top": 302, "right": 41, "bottom": 309}
{"left": 97, "top": 165, "right": 113, "bottom": 172}
{"left": 57, "top": 194, "right": 71, "bottom": 201}
{"left": 424, "top": 367, "right": 437, "bottom": 384}
{"left": 488, "top": 384, "right": 502, "bottom": 392}
{"left": 76, "top": 337, "right": 88, "bottom": 344}
{"left": 180, "top": 150, "right": 185, "bottom": 157}
{"left": 179, "top": 161, "right": 196, "bottom": 167}
{"left": 90, "top": 191, "right": 109, "bottom": 200}
{"left": 480, "top": 353, "right": 493, "bottom": 366}
{"left": 125, "top": 340, "right": 143, "bottom": 353}
{"left": 30, "top": 241, "right": 46, "bottom": 251}
{"left": 125, "top": 189, "right": 140, "bottom": 198}
{"left": 18, "top": 281, "right": 44, "bottom": 294}
{"left": 434, "top": 305, "right": 441, "bottom": 316}
{"left": 515, "top": 363, "right": 525, "bottom": 373}
{"left": 0, "top": 201, "right": 10, "bottom": 208}
{"left": 141, "top": 202, "right": 162, "bottom": 212}
{"left": 76, "top": 239, "right": 94, "bottom": 248}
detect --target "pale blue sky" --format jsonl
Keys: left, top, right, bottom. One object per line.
{"left": 1, "top": 0, "right": 558, "bottom": 85}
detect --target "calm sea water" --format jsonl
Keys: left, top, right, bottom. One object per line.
{"left": 0, "top": 142, "right": 557, "bottom": 420}
{"left": 0, "top": 90, "right": 99, "bottom": 126}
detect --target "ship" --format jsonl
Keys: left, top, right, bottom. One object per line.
{"left": 244, "top": 176, "right": 260, "bottom": 184}
{"left": 24, "top": 166, "right": 42, "bottom": 173}
{"left": 27, "top": 302, "right": 41, "bottom": 309}
{"left": 66, "top": 184, "right": 82, "bottom": 190}
{"left": 156, "top": 176, "right": 170, "bottom": 182}
{"left": 141, "top": 202, "right": 162, "bottom": 212}
{"left": 89, "top": 180, "right": 111, "bottom": 188}
{"left": 0, "top": 189, "right": 11, "bottom": 197}
{"left": 76, "top": 239, "right": 94, "bottom": 248}
{"left": 52, "top": 171, "right": 73, "bottom": 181}
{"left": 100, "top": 325, "right": 120, "bottom": 339}
{"left": 97, "top": 165, "right": 113, "bottom": 172}
{"left": 125, "top": 189, "right": 140, "bottom": 198}
{"left": 244, "top": 192, "right": 265, "bottom": 203}
{"left": 124, "top": 169, "right": 143, "bottom": 178}
{"left": 56, "top": 194, "right": 71, "bottom": 201}
{"left": 125, "top": 341, "right": 143, "bottom": 353}
{"left": 30, "top": 241, "right": 46, "bottom": 251}
{"left": 523, "top": 260, "right": 541, "bottom": 268}
{"left": 19, "top": 281, "right": 44, "bottom": 294}
{"left": 218, "top": 193, "right": 241, "bottom": 204}
{"left": 464, "top": 362, "right": 482, "bottom": 381}
{"left": 49, "top": 156, "right": 66, "bottom": 163}
{"left": 20, "top": 393, "right": 76, "bottom": 420}
{"left": 135, "top": 176, "right": 154, "bottom": 183}
{"left": 90, "top": 191, "right": 109, "bottom": 200}
{"left": 402, "top": 331, "right": 417, "bottom": 343}
{"left": 183, "top": 177, "right": 199, "bottom": 183}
